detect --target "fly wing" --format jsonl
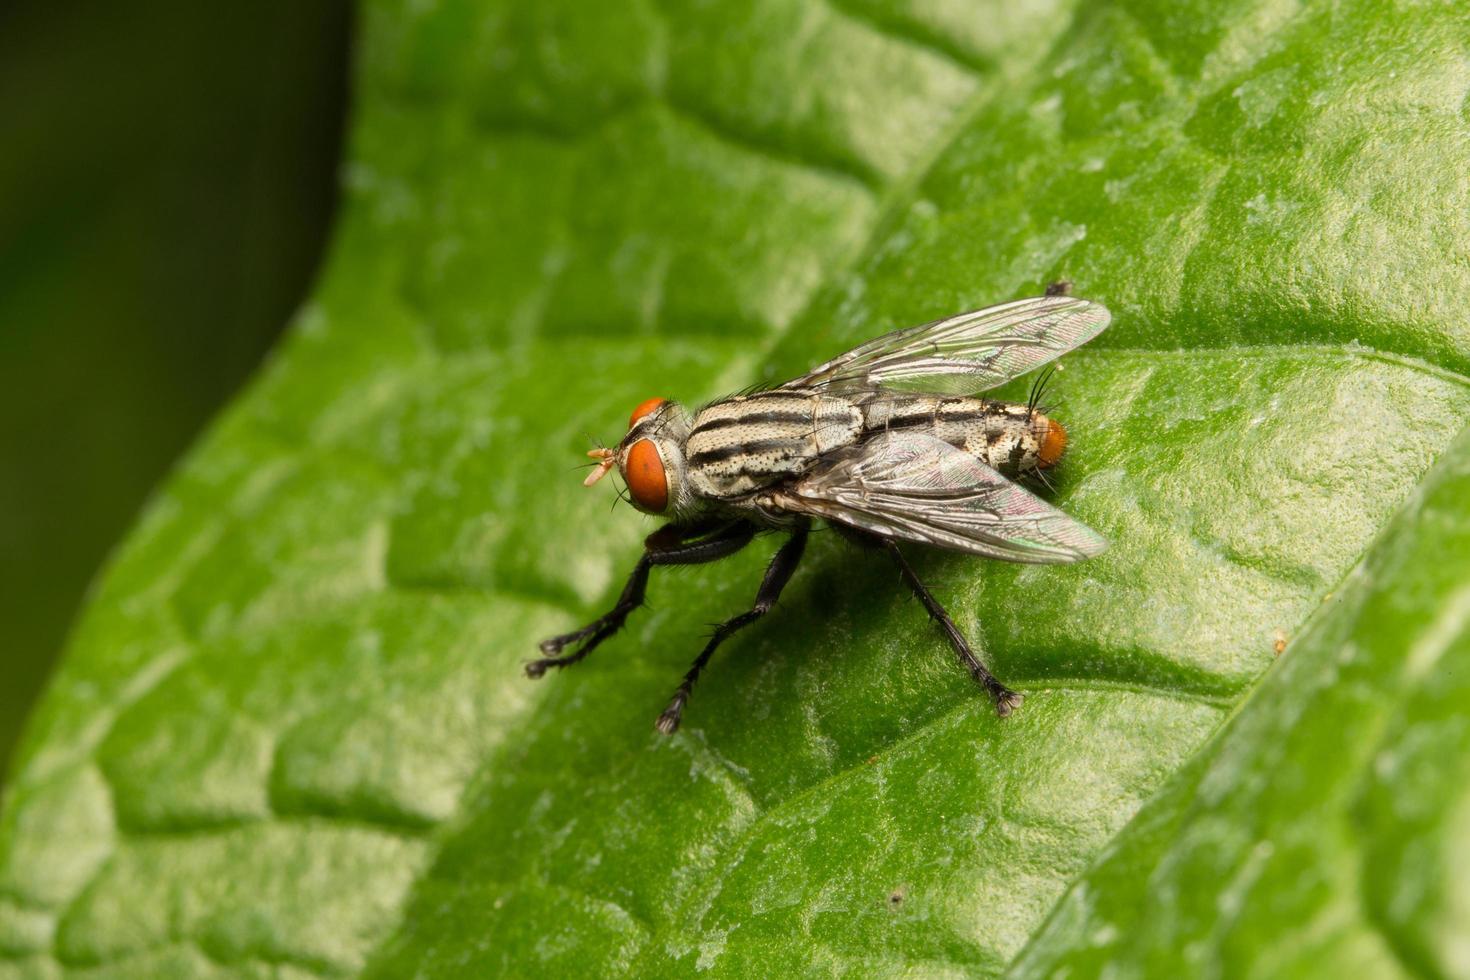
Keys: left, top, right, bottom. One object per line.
{"left": 768, "top": 432, "right": 1107, "bottom": 563}
{"left": 782, "top": 295, "right": 1109, "bottom": 396}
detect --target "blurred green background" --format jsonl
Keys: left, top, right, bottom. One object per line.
{"left": 0, "top": 0, "right": 352, "bottom": 783}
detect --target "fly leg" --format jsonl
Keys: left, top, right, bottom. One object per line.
{"left": 879, "top": 537, "right": 1022, "bottom": 717}
{"left": 528, "top": 521, "right": 755, "bottom": 678}
{"left": 656, "top": 520, "right": 810, "bottom": 735}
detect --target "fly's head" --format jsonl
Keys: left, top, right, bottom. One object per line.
{"left": 584, "top": 397, "right": 695, "bottom": 518}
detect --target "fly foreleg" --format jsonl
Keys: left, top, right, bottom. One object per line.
{"left": 528, "top": 521, "right": 755, "bottom": 679}
{"left": 878, "top": 537, "right": 1022, "bottom": 717}
{"left": 656, "top": 520, "right": 810, "bottom": 735}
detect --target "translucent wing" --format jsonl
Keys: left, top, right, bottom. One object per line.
{"left": 768, "top": 432, "right": 1107, "bottom": 563}
{"left": 783, "top": 295, "right": 1110, "bottom": 396}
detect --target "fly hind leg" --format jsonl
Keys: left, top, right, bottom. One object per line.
{"left": 528, "top": 521, "right": 755, "bottom": 678}
{"left": 656, "top": 520, "right": 810, "bottom": 735}
{"left": 851, "top": 531, "right": 1021, "bottom": 717}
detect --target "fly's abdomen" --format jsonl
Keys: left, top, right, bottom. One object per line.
{"left": 863, "top": 396, "right": 1046, "bottom": 476}
{"left": 686, "top": 391, "right": 861, "bottom": 498}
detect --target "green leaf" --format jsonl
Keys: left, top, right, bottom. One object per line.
{"left": 1008, "top": 427, "right": 1470, "bottom": 979}
{"left": 4, "top": 0, "right": 1470, "bottom": 976}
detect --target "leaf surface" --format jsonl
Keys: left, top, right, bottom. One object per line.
{"left": 4, "top": 0, "right": 1470, "bottom": 976}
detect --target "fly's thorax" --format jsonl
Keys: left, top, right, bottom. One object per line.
{"left": 861, "top": 397, "right": 1066, "bottom": 476}
{"left": 684, "top": 390, "right": 863, "bottom": 499}
{"left": 613, "top": 398, "right": 700, "bottom": 519}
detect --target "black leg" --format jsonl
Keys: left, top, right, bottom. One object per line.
{"left": 528, "top": 521, "right": 755, "bottom": 678}
{"left": 1044, "top": 279, "right": 1072, "bottom": 297}
{"left": 880, "top": 539, "right": 1022, "bottom": 717}
{"left": 656, "top": 520, "right": 810, "bottom": 734}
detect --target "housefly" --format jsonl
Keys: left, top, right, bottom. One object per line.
{"left": 529, "top": 290, "right": 1110, "bottom": 734}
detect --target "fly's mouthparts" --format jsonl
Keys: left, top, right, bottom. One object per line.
{"left": 584, "top": 447, "right": 616, "bottom": 486}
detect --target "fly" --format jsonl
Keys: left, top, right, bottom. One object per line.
{"left": 529, "top": 290, "right": 1111, "bottom": 734}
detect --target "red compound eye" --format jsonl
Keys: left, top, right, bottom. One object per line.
{"left": 624, "top": 439, "right": 668, "bottom": 512}
{"left": 628, "top": 397, "right": 667, "bottom": 429}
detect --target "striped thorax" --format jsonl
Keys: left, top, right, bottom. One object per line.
{"left": 685, "top": 391, "right": 862, "bottom": 498}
